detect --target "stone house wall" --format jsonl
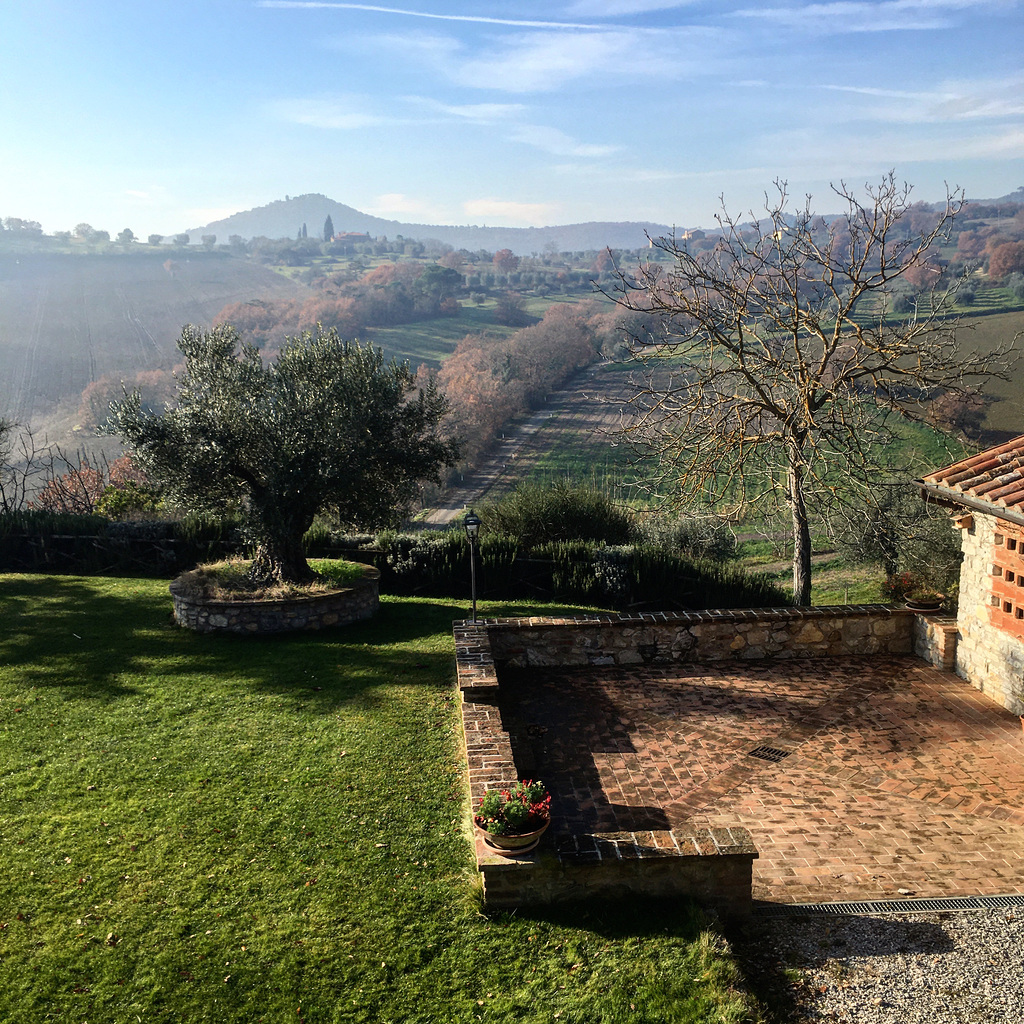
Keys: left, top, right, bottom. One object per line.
{"left": 956, "top": 512, "right": 1024, "bottom": 713}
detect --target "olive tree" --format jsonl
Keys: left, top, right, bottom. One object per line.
{"left": 614, "top": 174, "right": 1015, "bottom": 604}
{"left": 107, "top": 324, "right": 459, "bottom": 584}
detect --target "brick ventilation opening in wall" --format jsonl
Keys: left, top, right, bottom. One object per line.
{"left": 989, "top": 525, "right": 1024, "bottom": 641}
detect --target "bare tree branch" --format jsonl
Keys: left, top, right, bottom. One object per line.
{"left": 612, "top": 173, "right": 1018, "bottom": 604}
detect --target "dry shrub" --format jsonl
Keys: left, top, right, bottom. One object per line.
{"left": 175, "top": 558, "right": 367, "bottom": 601}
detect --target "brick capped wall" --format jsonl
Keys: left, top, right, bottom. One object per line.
{"left": 477, "top": 827, "right": 757, "bottom": 916}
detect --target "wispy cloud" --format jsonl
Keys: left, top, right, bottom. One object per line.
{"left": 754, "top": 122, "right": 1024, "bottom": 171}
{"left": 405, "top": 97, "right": 527, "bottom": 122}
{"left": 820, "top": 72, "right": 1024, "bottom": 122}
{"left": 566, "top": 0, "right": 699, "bottom": 13}
{"left": 733, "top": 0, "right": 1006, "bottom": 33}
{"left": 550, "top": 161, "right": 772, "bottom": 185}
{"left": 363, "top": 192, "right": 451, "bottom": 220}
{"left": 509, "top": 124, "right": 620, "bottom": 157}
{"left": 823, "top": 85, "right": 946, "bottom": 101}
{"left": 447, "top": 27, "right": 718, "bottom": 92}
{"left": 269, "top": 95, "right": 399, "bottom": 129}
{"left": 463, "top": 198, "right": 557, "bottom": 225}
{"left": 257, "top": 1, "right": 607, "bottom": 30}
{"left": 269, "top": 91, "right": 618, "bottom": 162}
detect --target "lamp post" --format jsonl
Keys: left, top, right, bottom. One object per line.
{"left": 463, "top": 509, "right": 481, "bottom": 623}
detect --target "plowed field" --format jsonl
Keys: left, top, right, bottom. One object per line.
{"left": 0, "top": 252, "right": 306, "bottom": 435}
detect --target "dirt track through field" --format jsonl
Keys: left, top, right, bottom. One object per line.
{"left": 421, "top": 360, "right": 636, "bottom": 526}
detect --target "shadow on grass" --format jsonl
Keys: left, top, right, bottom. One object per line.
{"left": 0, "top": 575, "right": 466, "bottom": 707}
{"left": 509, "top": 894, "right": 713, "bottom": 942}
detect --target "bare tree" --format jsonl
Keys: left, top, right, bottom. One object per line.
{"left": 0, "top": 419, "right": 51, "bottom": 514}
{"left": 614, "top": 174, "right": 1016, "bottom": 604}
{"left": 0, "top": 419, "right": 129, "bottom": 516}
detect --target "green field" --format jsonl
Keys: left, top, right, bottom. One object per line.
{"left": 0, "top": 574, "right": 762, "bottom": 1024}
{"left": 957, "top": 309, "right": 1024, "bottom": 435}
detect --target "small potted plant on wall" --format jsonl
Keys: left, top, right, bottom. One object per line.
{"left": 905, "top": 587, "right": 945, "bottom": 612}
{"left": 474, "top": 779, "right": 551, "bottom": 856}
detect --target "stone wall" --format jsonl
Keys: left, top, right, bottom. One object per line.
{"left": 170, "top": 569, "right": 380, "bottom": 634}
{"left": 483, "top": 605, "right": 915, "bottom": 670}
{"left": 955, "top": 513, "right": 1024, "bottom": 713}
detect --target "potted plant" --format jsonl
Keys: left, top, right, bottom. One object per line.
{"left": 882, "top": 571, "right": 921, "bottom": 604}
{"left": 474, "top": 779, "right": 551, "bottom": 856}
{"left": 905, "top": 587, "right": 945, "bottom": 612}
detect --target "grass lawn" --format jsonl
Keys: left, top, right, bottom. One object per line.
{"left": 0, "top": 574, "right": 762, "bottom": 1024}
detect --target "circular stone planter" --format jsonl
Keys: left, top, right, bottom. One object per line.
{"left": 169, "top": 567, "right": 380, "bottom": 634}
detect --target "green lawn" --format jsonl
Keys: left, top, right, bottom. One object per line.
{"left": 0, "top": 574, "right": 762, "bottom": 1024}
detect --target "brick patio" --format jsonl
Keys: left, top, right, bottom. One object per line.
{"left": 497, "top": 656, "right": 1024, "bottom": 904}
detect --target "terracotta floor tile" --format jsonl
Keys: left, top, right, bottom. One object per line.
{"left": 500, "top": 656, "right": 1024, "bottom": 903}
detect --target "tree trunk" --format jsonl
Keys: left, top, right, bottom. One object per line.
{"left": 246, "top": 500, "right": 317, "bottom": 586}
{"left": 787, "top": 453, "right": 813, "bottom": 606}
{"left": 249, "top": 533, "right": 315, "bottom": 586}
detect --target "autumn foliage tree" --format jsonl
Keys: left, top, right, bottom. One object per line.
{"left": 492, "top": 248, "right": 520, "bottom": 274}
{"left": 988, "top": 241, "right": 1024, "bottom": 281}
{"left": 439, "top": 302, "right": 616, "bottom": 463}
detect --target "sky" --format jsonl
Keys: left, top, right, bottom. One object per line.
{"left": 1, "top": 0, "right": 1022, "bottom": 237}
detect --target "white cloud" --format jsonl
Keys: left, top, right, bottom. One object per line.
{"left": 448, "top": 27, "right": 716, "bottom": 93}
{"left": 566, "top": 0, "right": 699, "bottom": 13}
{"left": 509, "top": 124, "right": 620, "bottom": 157}
{"left": 928, "top": 74, "right": 1024, "bottom": 120}
{"left": 819, "top": 73, "right": 1024, "bottom": 123}
{"left": 258, "top": 2, "right": 604, "bottom": 30}
{"left": 733, "top": 0, "right": 1008, "bottom": 33}
{"left": 405, "top": 97, "right": 526, "bottom": 122}
{"left": 753, "top": 123, "right": 1024, "bottom": 172}
{"left": 822, "top": 85, "right": 942, "bottom": 101}
{"left": 550, "top": 161, "right": 772, "bottom": 185}
{"left": 363, "top": 192, "right": 451, "bottom": 220}
{"left": 463, "top": 198, "right": 557, "bottom": 225}
{"left": 268, "top": 96, "right": 396, "bottom": 129}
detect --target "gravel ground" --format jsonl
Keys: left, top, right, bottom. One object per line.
{"left": 733, "top": 908, "right": 1024, "bottom": 1023}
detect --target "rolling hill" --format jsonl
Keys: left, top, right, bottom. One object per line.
{"left": 187, "top": 194, "right": 673, "bottom": 255}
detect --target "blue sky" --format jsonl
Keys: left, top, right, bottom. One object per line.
{"left": 1, "top": 0, "right": 1021, "bottom": 236}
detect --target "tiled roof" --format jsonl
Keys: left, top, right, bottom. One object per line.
{"left": 920, "top": 435, "right": 1024, "bottom": 525}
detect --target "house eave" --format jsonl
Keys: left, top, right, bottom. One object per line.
{"left": 917, "top": 480, "right": 1024, "bottom": 530}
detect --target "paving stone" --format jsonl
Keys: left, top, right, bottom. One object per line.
{"left": 499, "top": 656, "right": 1024, "bottom": 904}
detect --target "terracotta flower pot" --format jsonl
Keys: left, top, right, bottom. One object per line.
{"left": 474, "top": 818, "right": 550, "bottom": 856}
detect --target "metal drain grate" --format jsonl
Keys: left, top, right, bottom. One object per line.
{"left": 748, "top": 745, "right": 791, "bottom": 763}
{"left": 756, "top": 894, "right": 1024, "bottom": 917}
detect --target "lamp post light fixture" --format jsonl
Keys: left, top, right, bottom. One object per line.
{"left": 464, "top": 509, "right": 481, "bottom": 623}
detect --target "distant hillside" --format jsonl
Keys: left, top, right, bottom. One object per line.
{"left": 187, "top": 194, "right": 673, "bottom": 255}
{"left": 973, "top": 186, "right": 1024, "bottom": 206}
{"left": 0, "top": 251, "right": 307, "bottom": 435}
